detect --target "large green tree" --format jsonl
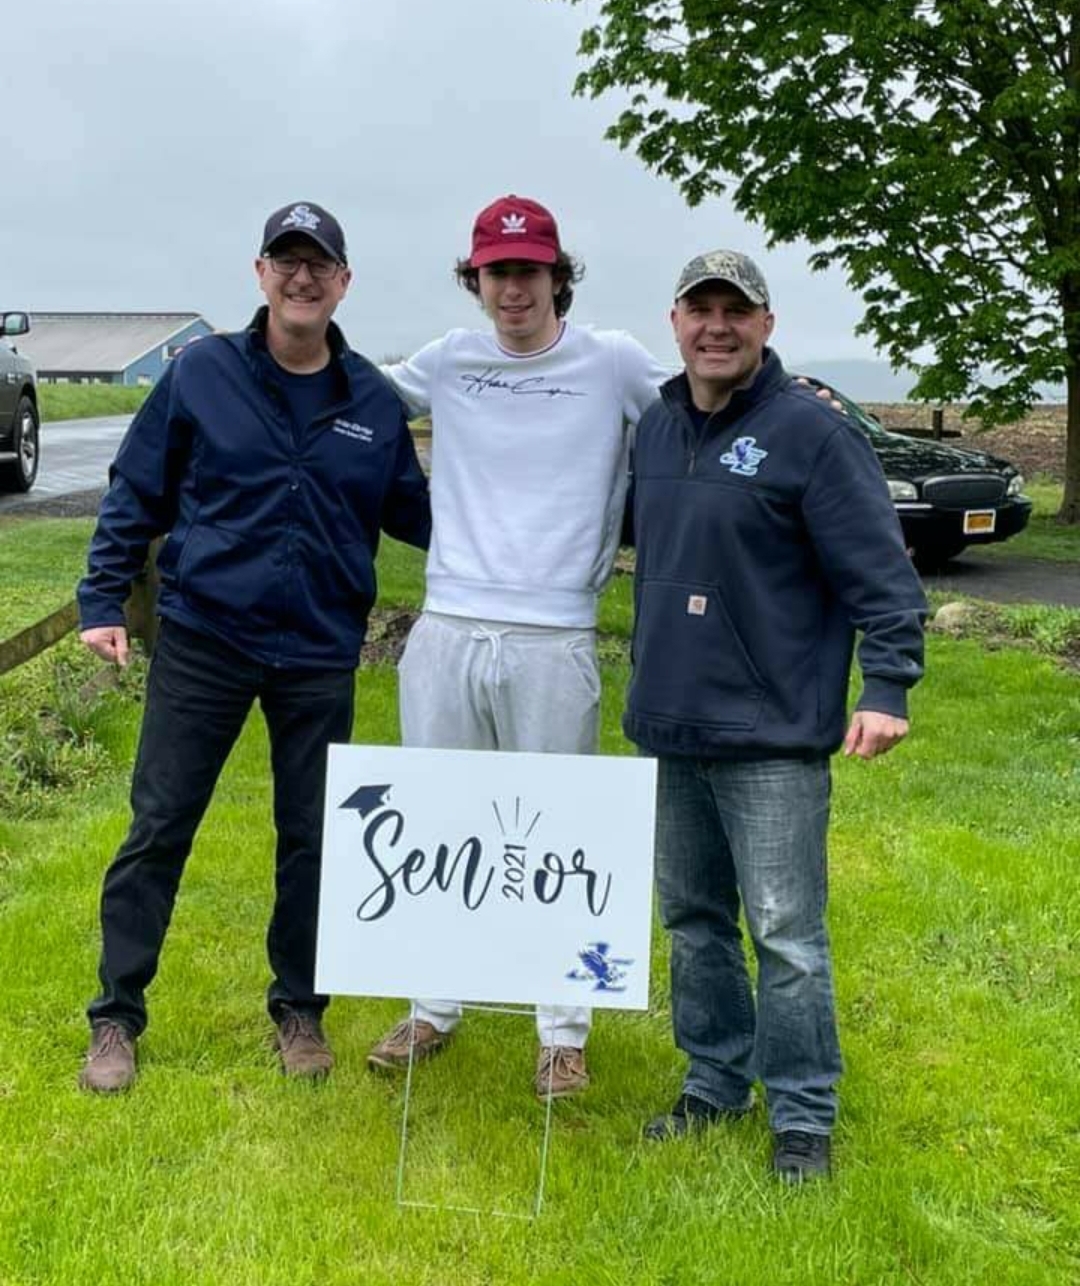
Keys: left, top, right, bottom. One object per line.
{"left": 567, "top": 0, "right": 1080, "bottom": 521}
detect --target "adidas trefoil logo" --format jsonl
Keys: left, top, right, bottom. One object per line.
{"left": 501, "top": 212, "right": 527, "bottom": 236}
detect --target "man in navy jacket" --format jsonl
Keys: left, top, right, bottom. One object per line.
{"left": 76, "top": 202, "right": 430, "bottom": 1092}
{"left": 627, "top": 251, "right": 926, "bottom": 1181}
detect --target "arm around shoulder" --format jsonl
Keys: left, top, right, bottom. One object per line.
{"left": 379, "top": 417, "right": 432, "bottom": 551}
{"left": 614, "top": 331, "right": 671, "bottom": 423}
{"left": 380, "top": 336, "right": 448, "bottom": 419}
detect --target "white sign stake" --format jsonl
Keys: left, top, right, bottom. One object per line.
{"left": 316, "top": 743, "right": 657, "bottom": 1218}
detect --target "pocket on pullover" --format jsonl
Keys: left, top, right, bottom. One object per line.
{"left": 630, "top": 579, "right": 764, "bottom": 730}
{"left": 175, "top": 523, "right": 278, "bottom": 617}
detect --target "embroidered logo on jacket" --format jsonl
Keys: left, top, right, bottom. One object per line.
{"left": 281, "top": 204, "right": 321, "bottom": 232}
{"left": 501, "top": 213, "right": 528, "bottom": 235}
{"left": 720, "top": 436, "right": 768, "bottom": 477}
{"left": 332, "top": 419, "right": 374, "bottom": 442}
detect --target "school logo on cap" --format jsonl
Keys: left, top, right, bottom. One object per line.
{"left": 721, "top": 436, "right": 768, "bottom": 477}
{"left": 501, "top": 213, "right": 528, "bottom": 235}
{"left": 281, "top": 204, "right": 321, "bottom": 233}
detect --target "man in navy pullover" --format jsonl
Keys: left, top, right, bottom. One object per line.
{"left": 76, "top": 202, "right": 430, "bottom": 1092}
{"left": 627, "top": 251, "right": 926, "bottom": 1181}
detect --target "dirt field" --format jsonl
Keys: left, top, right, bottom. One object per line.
{"left": 863, "top": 402, "right": 1067, "bottom": 481}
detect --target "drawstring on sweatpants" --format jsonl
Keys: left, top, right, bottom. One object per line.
{"left": 470, "top": 626, "right": 509, "bottom": 686}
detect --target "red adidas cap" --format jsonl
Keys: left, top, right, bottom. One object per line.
{"left": 468, "top": 194, "right": 561, "bottom": 267}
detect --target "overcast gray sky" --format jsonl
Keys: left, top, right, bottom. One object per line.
{"left": 6, "top": 0, "right": 877, "bottom": 369}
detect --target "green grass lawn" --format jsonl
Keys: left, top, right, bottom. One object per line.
{"left": 38, "top": 385, "right": 150, "bottom": 422}
{"left": 979, "top": 480, "right": 1079, "bottom": 562}
{"left": 0, "top": 530, "right": 1077, "bottom": 1284}
{"left": 0, "top": 516, "right": 95, "bottom": 631}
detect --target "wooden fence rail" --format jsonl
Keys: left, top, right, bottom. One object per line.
{"left": 0, "top": 551, "right": 160, "bottom": 679}
{"left": 0, "top": 602, "right": 80, "bottom": 677}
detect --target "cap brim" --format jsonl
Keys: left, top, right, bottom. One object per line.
{"left": 675, "top": 274, "right": 767, "bottom": 306}
{"left": 470, "top": 243, "right": 558, "bottom": 267}
{"left": 262, "top": 230, "right": 347, "bottom": 266}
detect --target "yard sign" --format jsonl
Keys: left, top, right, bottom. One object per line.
{"left": 315, "top": 744, "right": 656, "bottom": 1009}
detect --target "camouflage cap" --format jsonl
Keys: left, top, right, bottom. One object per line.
{"left": 673, "top": 250, "right": 770, "bottom": 307}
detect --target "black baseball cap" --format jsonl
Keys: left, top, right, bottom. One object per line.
{"left": 260, "top": 202, "right": 347, "bottom": 265}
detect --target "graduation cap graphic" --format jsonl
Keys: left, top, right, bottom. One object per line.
{"left": 339, "top": 784, "right": 392, "bottom": 818}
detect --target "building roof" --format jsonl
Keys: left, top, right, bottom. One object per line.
{"left": 22, "top": 312, "right": 210, "bottom": 373}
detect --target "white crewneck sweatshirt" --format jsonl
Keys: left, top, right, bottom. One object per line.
{"left": 383, "top": 324, "right": 669, "bottom": 628}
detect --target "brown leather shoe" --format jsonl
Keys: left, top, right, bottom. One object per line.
{"left": 79, "top": 1020, "right": 137, "bottom": 1093}
{"left": 275, "top": 1009, "right": 334, "bottom": 1079}
{"left": 534, "top": 1045, "right": 589, "bottom": 1100}
{"left": 367, "top": 1018, "right": 449, "bottom": 1072}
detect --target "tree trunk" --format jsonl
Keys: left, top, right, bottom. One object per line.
{"left": 1061, "top": 359, "right": 1080, "bottom": 524}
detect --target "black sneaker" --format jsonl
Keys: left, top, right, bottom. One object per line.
{"left": 771, "top": 1130, "right": 831, "bottom": 1183}
{"left": 643, "top": 1092, "right": 751, "bottom": 1141}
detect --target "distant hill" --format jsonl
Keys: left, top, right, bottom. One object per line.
{"left": 795, "top": 358, "right": 1066, "bottom": 405}
{"left": 794, "top": 360, "right": 919, "bottom": 402}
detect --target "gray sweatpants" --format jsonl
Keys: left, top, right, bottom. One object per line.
{"left": 398, "top": 611, "right": 598, "bottom": 1048}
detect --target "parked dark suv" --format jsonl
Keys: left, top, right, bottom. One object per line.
{"left": 0, "top": 312, "right": 40, "bottom": 492}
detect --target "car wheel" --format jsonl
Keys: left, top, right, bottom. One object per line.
{"left": 911, "top": 540, "right": 966, "bottom": 572}
{"left": 0, "top": 397, "right": 39, "bottom": 492}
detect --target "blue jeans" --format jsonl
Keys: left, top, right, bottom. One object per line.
{"left": 654, "top": 754, "right": 842, "bottom": 1134}
{"left": 87, "top": 619, "right": 355, "bottom": 1036}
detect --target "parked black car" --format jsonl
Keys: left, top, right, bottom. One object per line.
{"left": 0, "top": 312, "right": 39, "bottom": 492}
{"left": 806, "top": 381, "right": 1033, "bottom": 570}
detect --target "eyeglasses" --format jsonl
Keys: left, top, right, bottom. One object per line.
{"left": 264, "top": 253, "right": 342, "bottom": 280}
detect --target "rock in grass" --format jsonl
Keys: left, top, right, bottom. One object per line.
{"left": 930, "top": 601, "right": 982, "bottom": 635}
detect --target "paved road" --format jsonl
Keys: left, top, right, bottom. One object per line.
{"left": 0, "top": 415, "right": 130, "bottom": 514}
{"left": 1, "top": 416, "right": 1075, "bottom": 608}
{"left": 922, "top": 551, "right": 1080, "bottom": 608}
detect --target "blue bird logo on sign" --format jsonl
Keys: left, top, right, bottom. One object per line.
{"left": 566, "top": 942, "right": 633, "bottom": 992}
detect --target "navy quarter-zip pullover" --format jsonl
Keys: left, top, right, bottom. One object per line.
{"left": 624, "top": 350, "right": 927, "bottom": 758}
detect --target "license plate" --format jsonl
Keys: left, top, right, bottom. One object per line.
{"left": 963, "top": 509, "right": 996, "bottom": 534}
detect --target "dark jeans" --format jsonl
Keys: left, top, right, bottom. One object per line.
{"left": 87, "top": 619, "right": 355, "bottom": 1036}
{"left": 654, "top": 754, "right": 842, "bottom": 1134}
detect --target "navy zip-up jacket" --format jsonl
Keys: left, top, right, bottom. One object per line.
{"left": 77, "top": 308, "right": 431, "bottom": 669}
{"left": 624, "top": 350, "right": 926, "bottom": 758}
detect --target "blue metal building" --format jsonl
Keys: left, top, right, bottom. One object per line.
{"left": 23, "top": 313, "right": 215, "bottom": 386}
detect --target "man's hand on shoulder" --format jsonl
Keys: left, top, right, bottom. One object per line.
{"left": 793, "top": 376, "right": 845, "bottom": 414}
{"left": 80, "top": 625, "right": 130, "bottom": 668}
{"left": 842, "top": 710, "right": 909, "bottom": 760}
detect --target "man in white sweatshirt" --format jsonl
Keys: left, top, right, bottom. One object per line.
{"left": 367, "top": 194, "right": 669, "bottom": 1098}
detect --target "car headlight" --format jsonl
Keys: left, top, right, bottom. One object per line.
{"left": 1006, "top": 473, "right": 1025, "bottom": 496}
{"left": 887, "top": 479, "right": 918, "bottom": 501}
